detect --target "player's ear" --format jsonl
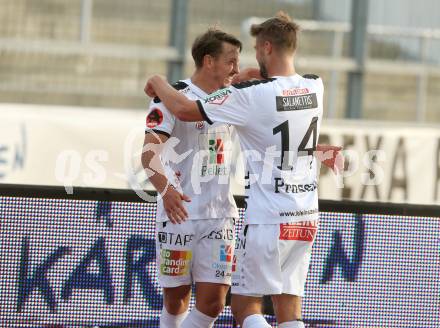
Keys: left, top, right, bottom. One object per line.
{"left": 203, "top": 54, "right": 214, "bottom": 69}
{"left": 263, "top": 41, "right": 272, "bottom": 55}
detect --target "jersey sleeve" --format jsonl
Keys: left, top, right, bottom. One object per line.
{"left": 305, "top": 74, "right": 324, "bottom": 102}
{"left": 315, "top": 77, "right": 324, "bottom": 114}
{"left": 317, "top": 77, "right": 324, "bottom": 95}
{"left": 145, "top": 100, "right": 176, "bottom": 137}
{"left": 196, "top": 86, "right": 250, "bottom": 127}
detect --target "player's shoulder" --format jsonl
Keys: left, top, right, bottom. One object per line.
{"left": 302, "top": 73, "right": 320, "bottom": 80}
{"left": 301, "top": 73, "right": 323, "bottom": 90}
{"left": 153, "top": 80, "right": 189, "bottom": 103}
{"left": 231, "top": 78, "right": 277, "bottom": 90}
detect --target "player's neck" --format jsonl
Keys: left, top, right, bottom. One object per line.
{"left": 267, "top": 56, "right": 296, "bottom": 77}
{"left": 190, "top": 71, "right": 220, "bottom": 94}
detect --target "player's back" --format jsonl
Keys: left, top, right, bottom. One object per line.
{"left": 242, "top": 74, "right": 322, "bottom": 224}
{"left": 224, "top": 74, "right": 324, "bottom": 224}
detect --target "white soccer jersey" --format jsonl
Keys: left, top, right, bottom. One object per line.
{"left": 145, "top": 79, "right": 238, "bottom": 222}
{"left": 197, "top": 74, "right": 324, "bottom": 224}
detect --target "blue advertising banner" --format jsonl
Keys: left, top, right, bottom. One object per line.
{"left": 0, "top": 191, "right": 439, "bottom": 327}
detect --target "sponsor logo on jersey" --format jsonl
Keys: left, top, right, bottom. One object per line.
{"left": 279, "top": 208, "right": 319, "bottom": 218}
{"left": 146, "top": 108, "right": 164, "bottom": 128}
{"left": 204, "top": 88, "right": 232, "bottom": 105}
{"left": 282, "top": 87, "right": 310, "bottom": 96}
{"left": 200, "top": 137, "right": 229, "bottom": 177}
{"left": 219, "top": 244, "right": 233, "bottom": 263}
{"left": 209, "top": 138, "right": 224, "bottom": 164}
{"left": 211, "top": 261, "right": 231, "bottom": 273}
{"left": 200, "top": 165, "right": 228, "bottom": 177}
{"left": 160, "top": 249, "right": 192, "bottom": 276}
{"left": 158, "top": 232, "right": 193, "bottom": 246}
{"left": 195, "top": 121, "right": 205, "bottom": 129}
{"left": 279, "top": 221, "right": 318, "bottom": 241}
{"left": 211, "top": 244, "right": 233, "bottom": 275}
{"left": 203, "top": 228, "right": 234, "bottom": 241}
{"left": 276, "top": 93, "right": 318, "bottom": 111}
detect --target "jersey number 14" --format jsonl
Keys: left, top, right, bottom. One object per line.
{"left": 272, "top": 116, "right": 318, "bottom": 170}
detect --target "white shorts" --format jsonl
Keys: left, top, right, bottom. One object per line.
{"left": 156, "top": 218, "right": 235, "bottom": 288}
{"left": 232, "top": 220, "right": 318, "bottom": 297}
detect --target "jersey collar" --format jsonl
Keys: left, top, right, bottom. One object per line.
{"left": 184, "top": 78, "right": 209, "bottom": 99}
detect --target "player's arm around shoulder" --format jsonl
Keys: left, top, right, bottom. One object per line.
{"left": 145, "top": 75, "right": 202, "bottom": 122}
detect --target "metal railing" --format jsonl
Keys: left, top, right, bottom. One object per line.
{"left": 241, "top": 18, "right": 440, "bottom": 121}
{"left": 1, "top": 0, "right": 440, "bottom": 121}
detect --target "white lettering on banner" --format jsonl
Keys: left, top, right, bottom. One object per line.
{"left": 318, "top": 125, "right": 440, "bottom": 205}
{"left": 1, "top": 104, "right": 440, "bottom": 205}
{"left": 84, "top": 150, "right": 109, "bottom": 186}
{"left": 361, "top": 150, "right": 386, "bottom": 187}
{"left": 55, "top": 150, "right": 82, "bottom": 194}
{"left": 55, "top": 150, "right": 108, "bottom": 194}
{"left": 0, "top": 123, "right": 27, "bottom": 181}
{"left": 387, "top": 138, "right": 408, "bottom": 200}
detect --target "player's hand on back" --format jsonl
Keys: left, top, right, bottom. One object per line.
{"left": 316, "top": 144, "right": 344, "bottom": 173}
{"left": 162, "top": 185, "right": 191, "bottom": 224}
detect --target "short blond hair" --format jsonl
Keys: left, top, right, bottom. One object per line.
{"left": 250, "top": 11, "right": 300, "bottom": 53}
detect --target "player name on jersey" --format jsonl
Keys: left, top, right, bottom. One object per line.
{"left": 276, "top": 93, "right": 318, "bottom": 111}
{"left": 274, "top": 178, "right": 318, "bottom": 194}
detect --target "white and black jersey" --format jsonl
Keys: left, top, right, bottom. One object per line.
{"left": 145, "top": 79, "right": 238, "bottom": 222}
{"left": 197, "top": 74, "right": 324, "bottom": 224}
